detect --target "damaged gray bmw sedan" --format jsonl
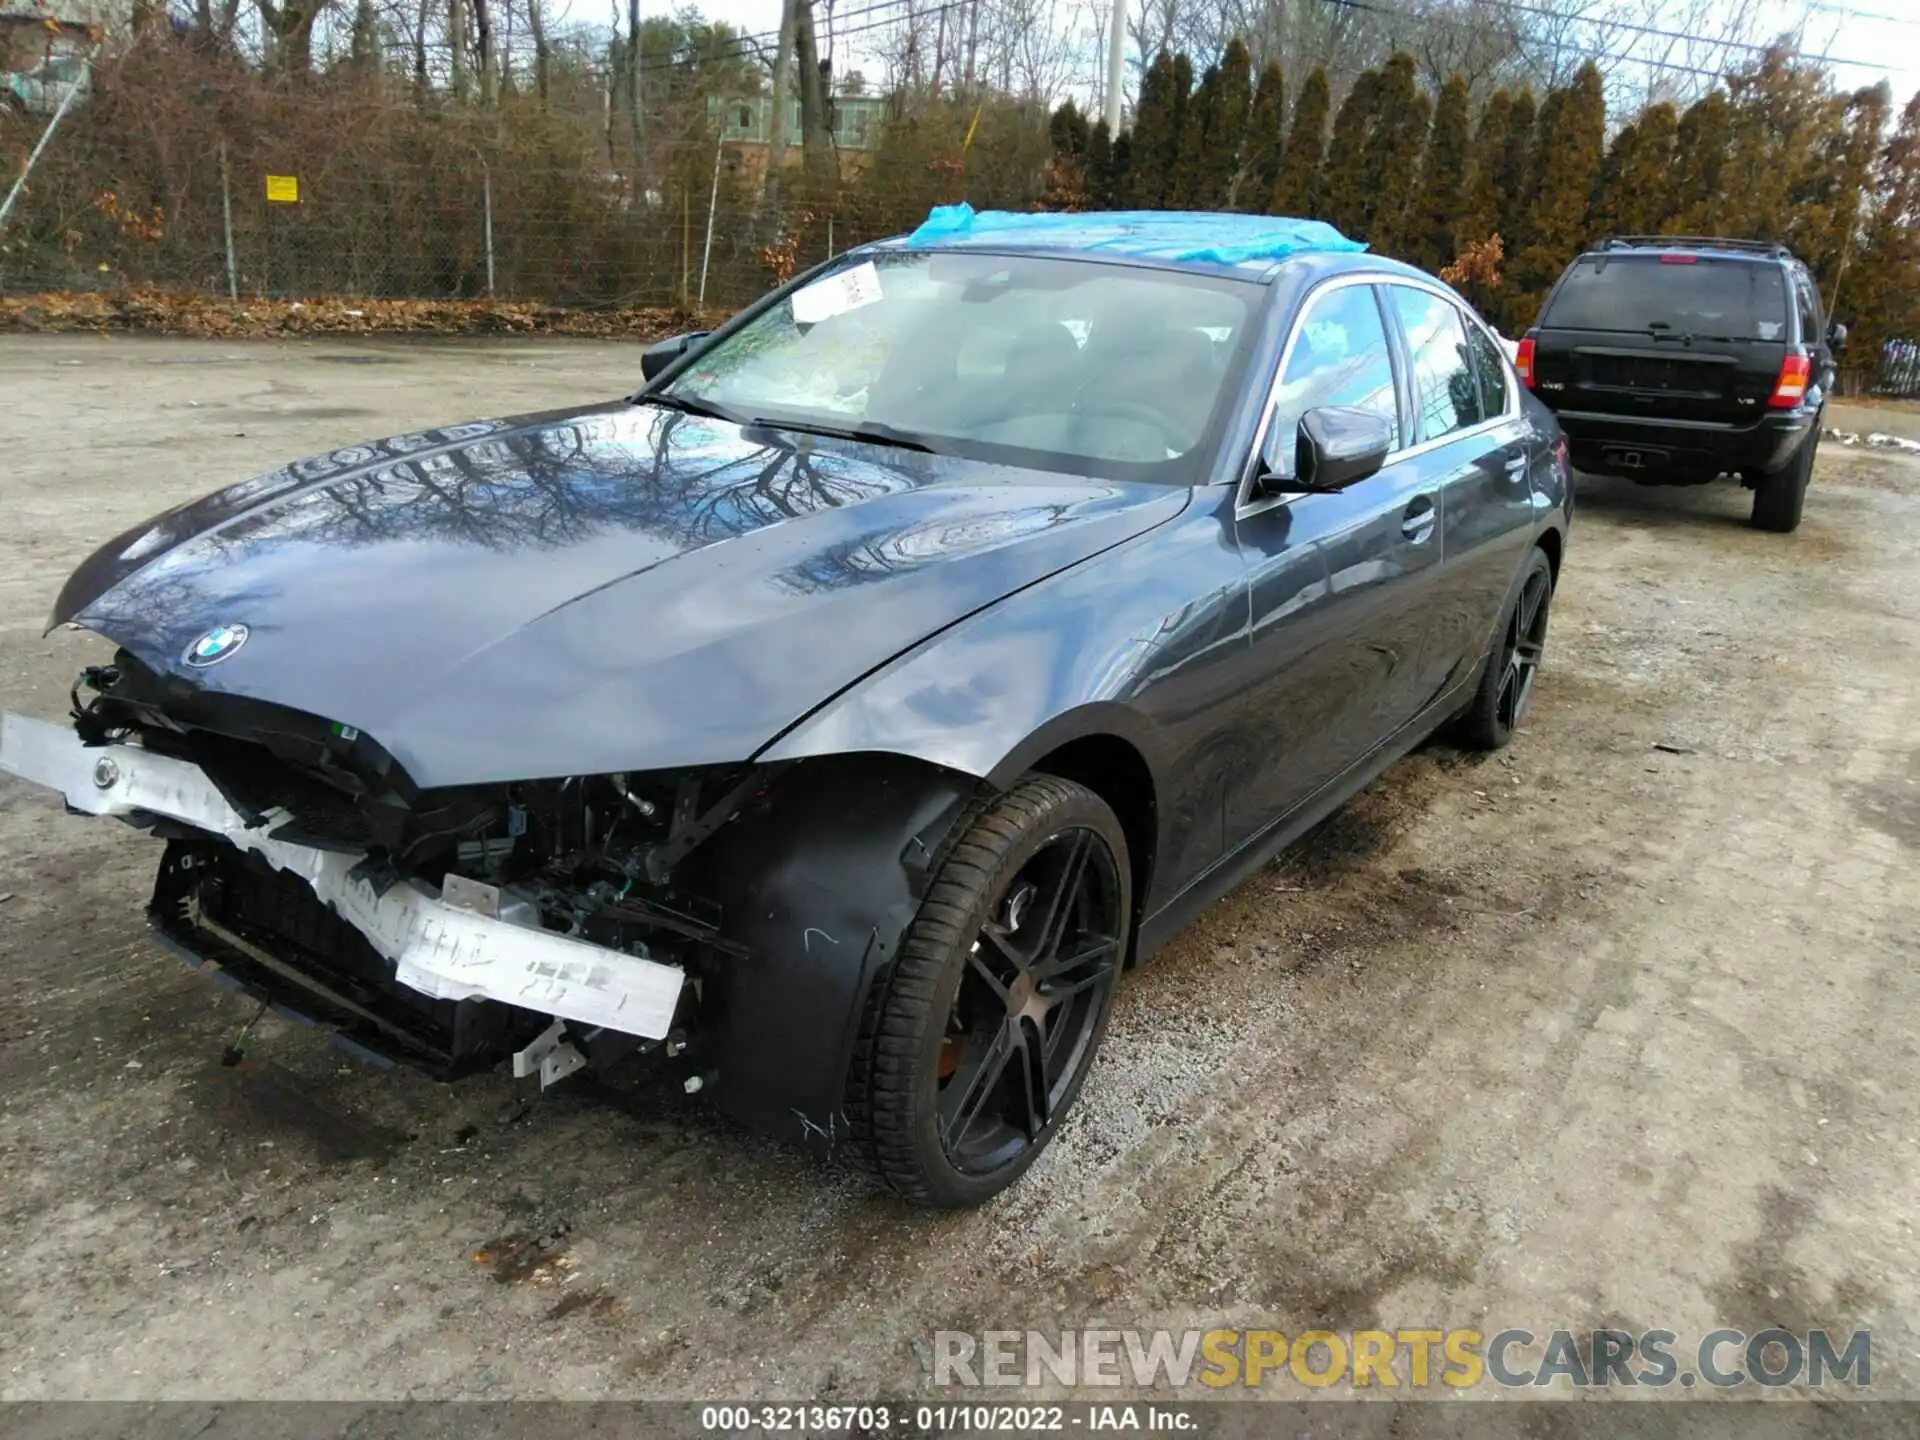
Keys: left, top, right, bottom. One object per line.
{"left": 2, "top": 209, "right": 1571, "bottom": 1206}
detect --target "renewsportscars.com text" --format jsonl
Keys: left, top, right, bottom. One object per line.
{"left": 931, "top": 1327, "right": 1870, "bottom": 1390}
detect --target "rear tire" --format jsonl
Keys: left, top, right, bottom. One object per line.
{"left": 1454, "top": 547, "right": 1554, "bottom": 751}
{"left": 1751, "top": 429, "right": 1815, "bottom": 533}
{"left": 852, "top": 775, "right": 1130, "bottom": 1208}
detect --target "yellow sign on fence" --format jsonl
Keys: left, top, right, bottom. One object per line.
{"left": 265, "top": 175, "right": 300, "bottom": 204}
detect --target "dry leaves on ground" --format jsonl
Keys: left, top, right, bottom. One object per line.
{"left": 0, "top": 290, "right": 722, "bottom": 340}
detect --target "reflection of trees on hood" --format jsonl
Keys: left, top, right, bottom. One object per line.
{"left": 78, "top": 403, "right": 967, "bottom": 644}
{"left": 198, "top": 407, "right": 921, "bottom": 556}
{"left": 776, "top": 504, "right": 1074, "bottom": 595}
{"left": 95, "top": 405, "right": 930, "bottom": 587}
{"left": 80, "top": 558, "right": 285, "bottom": 667}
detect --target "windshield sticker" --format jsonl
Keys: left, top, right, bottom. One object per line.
{"left": 791, "top": 261, "right": 884, "bottom": 326}
{"left": 1755, "top": 320, "right": 1783, "bottom": 340}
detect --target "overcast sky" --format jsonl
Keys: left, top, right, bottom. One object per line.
{"left": 634, "top": 0, "right": 1919, "bottom": 109}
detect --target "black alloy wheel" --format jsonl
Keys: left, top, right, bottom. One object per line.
{"left": 851, "top": 775, "right": 1130, "bottom": 1208}
{"left": 1456, "top": 546, "right": 1555, "bottom": 751}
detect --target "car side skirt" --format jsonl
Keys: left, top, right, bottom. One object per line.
{"left": 1134, "top": 676, "right": 1477, "bottom": 962}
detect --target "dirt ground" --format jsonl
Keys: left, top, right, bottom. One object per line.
{"left": 1, "top": 335, "right": 1917, "bottom": 1406}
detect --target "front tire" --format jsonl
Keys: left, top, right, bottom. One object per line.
{"left": 1751, "top": 428, "right": 1816, "bottom": 533}
{"left": 852, "top": 775, "right": 1130, "bottom": 1208}
{"left": 1455, "top": 547, "right": 1554, "bottom": 751}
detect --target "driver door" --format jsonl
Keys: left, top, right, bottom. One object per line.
{"left": 1224, "top": 280, "right": 1446, "bottom": 851}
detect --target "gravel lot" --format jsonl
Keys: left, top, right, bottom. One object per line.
{"left": 2, "top": 336, "right": 1917, "bottom": 1406}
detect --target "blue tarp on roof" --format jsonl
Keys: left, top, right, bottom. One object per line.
{"left": 902, "top": 203, "right": 1366, "bottom": 267}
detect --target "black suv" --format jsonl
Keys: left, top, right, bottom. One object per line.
{"left": 1517, "top": 236, "right": 1842, "bottom": 532}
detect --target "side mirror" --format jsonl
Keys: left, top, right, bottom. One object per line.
{"left": 1256, "top": 405, "right": 1394, "bottom": 496}
{"left": 640, "top": 331, "right": 710, "bottom": 382}
{"left": 1827, "top": 321, "right": 1847, "bottom": 353}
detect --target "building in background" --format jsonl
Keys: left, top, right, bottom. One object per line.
{"left": 708, "top": 92, "right": 891, "bottom": 154}
{"left": 2, "top": 0, "right": 118, "bottom": 116}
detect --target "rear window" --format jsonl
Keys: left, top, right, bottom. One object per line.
{"left": 1542, "top": 256, "right": 1787, "bottom": 341}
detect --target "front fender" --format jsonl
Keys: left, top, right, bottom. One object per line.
{"left": 754, "top": 498, "right": 1249, "bottom": 910}
{"left": 756, "top": 498, "right": 1234, "bottom": 785}
{"left": 688, "top": 752, "right": 981, "bottom": 1148}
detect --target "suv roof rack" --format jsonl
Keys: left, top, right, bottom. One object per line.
{"left": 1596, "top": 234, "right": 1793, "bottom": 259}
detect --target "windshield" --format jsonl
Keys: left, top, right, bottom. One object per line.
{"left": 1542, "top": 255, "right": 1787, "bottom": 341}
{"left": 662, "top": 250, "right": 1259, "bottom": 482}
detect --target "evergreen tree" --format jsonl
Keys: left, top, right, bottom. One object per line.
{"left": 1194, "top": 39, "right": 1254, "bottom": 210}
{"left": 1669, "top": 91, "right": 1732, "bottom": 235}
{"left": 1408, "top": 73, "right": 1471, "bottom": 271}
{"left": 1632, "top": 101, "right": 1679, "bottom": 233}
{"left": 1110, "top": 131, "right": 1134, "bottom": 207}
{"left": 1721, "top": 45, "right": 1842, "bottom": 250}
{"left": 1497, "top": 87, "right": 1538, "bottom": 263}
{"left": 1044, "top": 101, "right": 1092, "bottom": 210}
{"left": 1235, "top": 51, "right": 1282, "bottom": 211}
{"left": 1318, "top": 68, "right": 1380, "bottom": 236}
{"left": 1087, "top": 117, "right": 1117, "bottom": 209}
{"left": 1159, "top": 60, "right": 1221, "bottom": 207}
{"left": 1802, "top": 82, "right": 1890, "bottom": 293}
{"left": 1358, "top": 52, "right": 1429, "bottom": 252}
{"left": 1590, "top": 118, "right": 1640, "bottom": 233}
{"left": 1840, "top": 90, "right": 1920, "bottom": 386}
{"left": 1049, "top": 100, "right": 1090, "bottom": 161}
{"left": 1458, "top": 87, "right": 1514, "bottom": 250}
{"left": 1165, "top": 52, "right": 1196, "bottom": 207}
{"left": 1125, "top": 51, "right": 1179, "bottom": 206}
{"left": 1590, "top": 102, "right": 1676, "bottom": 237}
{"left": 1508, "top": 62, "right": 1605, "bottom": 329}
{"left": 1274, "top": 64, "right": 1330, "bottom": 216}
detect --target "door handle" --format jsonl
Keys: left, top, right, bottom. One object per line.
{"left": 1401, "top": 495, "right": 1437, "bottom": 543}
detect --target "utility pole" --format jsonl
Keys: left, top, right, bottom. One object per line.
{"left": 1103, "top": 0, "right": 1126, "bottom": 136}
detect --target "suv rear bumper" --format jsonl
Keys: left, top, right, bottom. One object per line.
{"left": 1551, "top": 407, "right": 1816, "bottom": 483}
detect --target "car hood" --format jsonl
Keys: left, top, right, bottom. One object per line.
{"left": 56, "top": 402, "right": 1189, "bottom": 787}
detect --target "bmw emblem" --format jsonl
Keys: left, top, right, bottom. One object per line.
{"left": 184, "top": 624, "right": 250, "bottom": 668}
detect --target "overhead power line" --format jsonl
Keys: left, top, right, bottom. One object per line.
{"left": 632, "top": 0, "right": 956, "bottom": 78}
{"left": 1320, "top": 0, "right": 1882, "bottom": 80}
{"left": 1808, "top": 2, "right": 1920, "bottom": 27}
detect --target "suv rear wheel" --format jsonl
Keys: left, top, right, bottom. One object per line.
{"left": 1751, "top": 428, "right": 1816, "bottom": 533}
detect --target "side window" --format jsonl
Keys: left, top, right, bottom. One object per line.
{"left": 1793, "top": 273, "right": 1819, "bottom": 347}
{"left": 1387, "top": 286, "right": 1484, "bottom": 443}
{"left": 1464, "top": 317, "right": 1510, "bottom": 418}
{"left": 1266, "top": 284, "right": 1400, "bottom": 470}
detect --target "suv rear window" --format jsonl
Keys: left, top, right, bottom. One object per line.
{"left": 1541, "top": 256, "right": 1787, "bottom": 342}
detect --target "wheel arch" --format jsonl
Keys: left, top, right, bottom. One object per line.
{"left": 690, "top": 749, "right": 986, "bottom": 1150}
{"left": 1021, "top": 732, "right": 1158, "bottom": 956}
{"left": 1536, "top": 524, "right": 1564, "bottom": 584}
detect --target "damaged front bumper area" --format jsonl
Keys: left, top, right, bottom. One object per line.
{"left": 0, "top": 713, "right": 685, "bottom": 1077}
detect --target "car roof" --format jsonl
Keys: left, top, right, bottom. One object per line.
{"left": 1576, "top": 237, "right": 1801, "bottom": 268}
{"left": 870, "top": 207, "right": 1386, "bottom": 282}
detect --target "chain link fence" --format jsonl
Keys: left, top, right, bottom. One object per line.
{"left": 0, "top": 42, "right": 1053, "bottom": 316}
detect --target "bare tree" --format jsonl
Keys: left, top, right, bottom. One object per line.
{"left": 526, "top": 0, "right": 552, "bottom": 107}
{"left": 257, "top": 0, "right": 328, "bottom": 71}
{"left": 795, "top": 0, "right": 834, "bottom": 177}
{"left": 767, "top": 0, "right": 798, "bottom": 205}
{"left": 474, "top": 0, "right": 498, "bottom": 103}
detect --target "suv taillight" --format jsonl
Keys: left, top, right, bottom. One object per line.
{"left": 1769, "top": 352, "right": 1811, "bottom": 408}
{"left": 1515, "top": 337, "right": 1536, "bottom": 389}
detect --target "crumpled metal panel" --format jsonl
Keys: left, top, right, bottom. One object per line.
{"left": 0, "top": 713, "right": 683, "bottom": 1038}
